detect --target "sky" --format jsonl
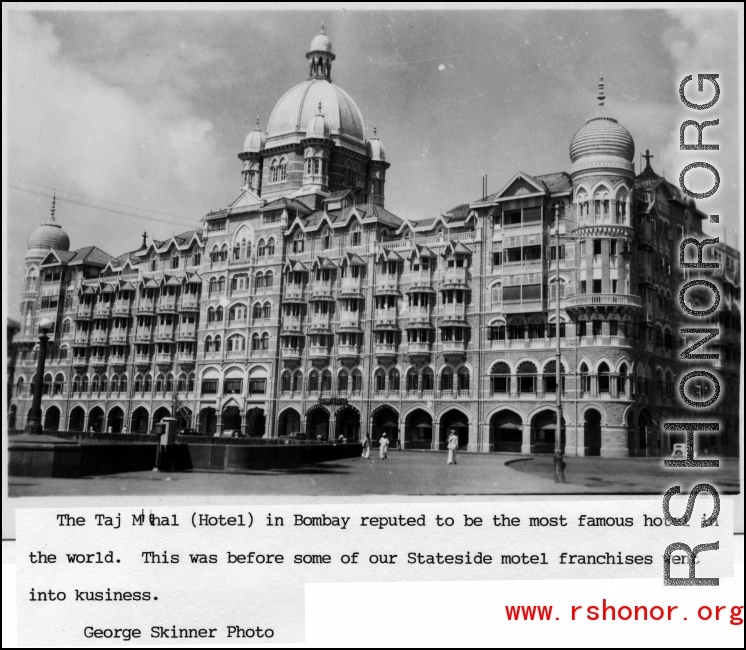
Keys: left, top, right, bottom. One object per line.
{"left": 4, "top": 7, "right": 741, "bottom": 319}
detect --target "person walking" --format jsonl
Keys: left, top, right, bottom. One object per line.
{"left": 362, "top": 434, "right": 371, "bottom": 459}
{"left": 379, "top": 432, "right": 390, "bottom": 460}
{"left": 447, "top": 428, "right": 459, "bottom": 465}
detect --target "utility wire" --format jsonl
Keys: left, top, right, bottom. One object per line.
{"left": 10, "top": 184, "right": 197, "bottom": 230}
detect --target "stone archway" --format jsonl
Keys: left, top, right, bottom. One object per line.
{"left": 43, "top": 405, "right": 61, "bottom": 432}
{"left": 335, "top": 406, "right": 360, "bottom": 442}
{"left": 404, "top": 408, "right": 433, "bottom": 450}
{"left": 106, "top": 406, "right": 125, "bottom": 433}
{"left": 88, "top": 406, "right": 104, "bottom": 432}
{"left": 372, "top": 406, "right": 399, "bottom": 447}
{"left": 637, "top": 408, "right": 653, "bottom": 456}
{"left": 584, "top": 408, "right": 603, "bottom": 456}
{"left": 8, "top": 405, "right": 17, "bottom": 430}
{"left": 439, "top": 408, "right": 469, "bottom": 449}
{"left": 222, "top": 404, "right": 242, "bottom": 433}
{"left": 199, "top": 407, "right": 217, "bottom": 435}
{"left": 68, "top": 406, "right": 85, "bottom": 432}
{"left": 277, "top": 408, "right": 301, "bottom": 437}
{"left": 131, "top": 406, "right": 149, "bottom": 434}
{"left": 306, "top": 407, "right": 330, "bottom": 440}
{"left": 152, "top": 406, "right": 171, "bottom": 431}
{"left": 489, "top": 409, "right": 523, "bottom": 453}
{"left": 531, "top": 409, "right": 565, "bottom": 455}
{"left": 246, "top": 407, "right": 266, "bottom": 437}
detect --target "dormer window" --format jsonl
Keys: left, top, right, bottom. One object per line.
{"left": 350, "top": 226, "right": 361, "bottom": 247}
{"left": 293, "top": 230, "right": 305, "bottom": 254}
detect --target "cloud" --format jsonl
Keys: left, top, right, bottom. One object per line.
{"left": 6, "top": 11, "right": 231, "bottom": 315}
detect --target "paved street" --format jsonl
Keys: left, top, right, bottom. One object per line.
{"left": 9, "top": 451, "right": 739, "bottom": 497}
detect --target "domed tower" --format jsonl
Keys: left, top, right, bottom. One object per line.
{"left": 568, "top": 75, "right": 637, "bottom": 309}
{"left": 258, "top": 25, "right": 370, "bottom": 207}
{"left": 238, "top": 117, "right": 265, "bottom": 196}
{"left": 366, "top": 126, "right": 390, "bottom": 207}
{"left": 22, "top": 195, "right": 70, "bottom": 334}
{"left": 300, "top": 102, "right": 332, "bottom": 194}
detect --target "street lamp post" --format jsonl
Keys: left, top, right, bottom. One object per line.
{"left": 24, "top": 318, "right": 55, "bottom": 435}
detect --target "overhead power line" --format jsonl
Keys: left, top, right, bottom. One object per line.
{"left": 10, "top": 184, "right": 197, "bottom": 230}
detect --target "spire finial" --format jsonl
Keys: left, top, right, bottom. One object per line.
{"left": 597, "top": 72, "right": 605, "bottom": 108}
{"left": 141, "top": 231, "right": 148, "bottom": 250}
{"left": 318, "top": 101, "right": 323, "bottom": 115}
{"left": 642, "top": 149, "right": 654, "bottom": 171}
{"left": 255, "top": 115, "right": 260, "bottom": 130}
{"left": 373, "top": 125, "right": 377, "bottom": 137}
{"left": 320, "top": 21, "right": 325, "bottom": 34}
{"left": 50, "top": 193, "right": 56, "bottom": 220}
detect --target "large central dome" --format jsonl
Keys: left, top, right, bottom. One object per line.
{"left": 267, "top": 78, "right": 365, "bottom": 143}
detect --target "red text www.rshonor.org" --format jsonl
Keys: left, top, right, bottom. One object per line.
{"left": 504, "top": 601, "right": 743, "bottom": 624}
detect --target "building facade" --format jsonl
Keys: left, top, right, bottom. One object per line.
{"left": 8, "top": 28, "right": 741, "bottom": 457}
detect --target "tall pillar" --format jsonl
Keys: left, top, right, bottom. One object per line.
{"left": 520, "top": 423, "right": 532, "bottom": 455}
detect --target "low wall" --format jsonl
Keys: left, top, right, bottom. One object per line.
{"left": 9, "top": 430, "right": 362, "bottom": 477}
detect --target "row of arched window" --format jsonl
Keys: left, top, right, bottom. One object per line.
{"left": 204, "top": 333, "right": 270, "bottom": 354}
{"left": 208, "top": 271, "right": 274, "bottom": 296}
{"left": 575, "top": 186, "right": 630, "bottom": 223}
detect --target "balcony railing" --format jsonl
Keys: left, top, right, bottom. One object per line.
{"left": 93, "top": 302, "right": 112, "bottom": 317}
{"left": 176, "top": 328, "right": 197, "bottom": 340}
{"left": 109, "top": 329, "right": 128, "bottom": 343}
{"left": 76, "top": 304, "right": 93, "bottom": 319}
{"left": 90, "top": 355, "right": 107, "bottom": 367}
{"left": 135, "top": 329, "right": 154, "bottom": 342}
{"left": 179, "top": 296, "right": 200, "bottom": 311}
{"left": 407, "top": 342, "right": 431, "bottom": 354}
{"left": 155, "top": 353, "right": 173, "bottom": 364}
{"left": 441, "top": 341, "right": 467, "bottom": 354}
{"left": 408, "top": 272, "right": 434, "bottom": 291}
{"left": 337, "top": 344, "right": 361, "bottom": 358}
{"left": 134, "top": 354, "right": 152, "bottom": 365}
{"left": 309, "top": 314, "right": 332, "bottom": 330}
{"left": 158, "top": 297, "right": 177, "bottom": 312}
{"left": 339, "top": 312, "right": 361, "bottom": 328}
{"left": 500, "top": 221, "right": 543, "bottom": 234}
{"left": 340, "top": 278, "right": 364, "bottom": 296}
{"left": 283, "top": 286, "right": 305, "bottom": 302}
{"left": 112, "top": 301, "right": 132, "bottom": 316}
{"left": 374, "top": 309, "right": 398, "bottom": 328}
{"left": 375, "top": 343, "right": 398, "bottom": 357}
{"left": 308, "top": 346, "right": 331, "bottom": 359}
{"left": 375, "top": 278, "right": 399, "bottom": 294}
{"left": 281, "top": 347, "right": 302, "bottom": 360}
{"left": 155, "top": 329, "right": 175, "bottom": 341}
{"left": 442, "top": 303, "right": 466, "bottom": 318}
{"left": 90, "top": 331, "right": 109, "bottom": 344}
{"left": 442, "top": 268, "right": 468, "bottom": 286}
{"left": 136, "top": 301, "right": 156, "bottom": 315}
{"left": 310, "top": 283, "right": 334, "bottom": 300}
{"left": 109, "top": 354, "right": 128, "bottom": 366}
{"left": 566, "top": 293, "right": 643, "bottom": 309}
{"left": 502, "top": 299, "right": 543, "bottom": 313}
{"left": 73, "top": 333, "right": 90, "bottom": 345}
{"left": 177, "top": 352, "right": 196, "bottom": 364}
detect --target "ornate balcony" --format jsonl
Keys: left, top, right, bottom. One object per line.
{"left": 407, "top": 342, "right": 431, "bottom": 360}
{"left": 73, "top": 357, "right": 88, "bottom": 372}
{"left": 155, "top": 352, "right": 173, "bottom": 367}
{"left": 375, "top": 343, "right": 398, "bottom": 359}
{"left": 109, "top": 354, "right": 128, "bottom": 368}
{"left": 308, "top": 345, "right": 331, "bottom": 360}
{"left": 177, "top": 351, "right": 196, "bottom": 367}
{"left": 134, "top": 353, "right": 152, "bottom": 368}
{"left": 502, "top": 299, "right": 544, "bottom": 313}
{"left": 374, "top": 278, "right": 400, "bottom": 296}
{"left": 283, "top": 286, "right": 305, "bottom": 303}
{"left": 179, "top": 296, "right": 200, "bottom": 311}
{"left": 441, "top": 340, "right": 467, "bottom": 357}
{"left": 309, "top": 283, "right": 334, "bottom": 301}
{"left": 281, "top": 346, "right": 302, "bottom": 362}
{"left": 90, "top": 355, "right": 108, "bottom": 370}
{"left": 281, "top": 316, "right": 303, "bottom": 333}
{"left": 135, "top": 329, "right": 154, "bottom": 342}
{"left": 93, "top": 302, "right": 112, "bottom": 318}
{"left": 155, "top": 329, "right": 175, "bottom": 342}
{"left": 566, "top": 293, "right": 643, "bottom": 312}
{"left": 109, "top": 329, "right": 128, "bottom": 344}
{"left": 309, "top": 314, "right": 332, "bottom": 332}
{"left": 338, "top": 311, "right": 361, "bottom": 330}
{"left": 112, "top": 301, "right": 132, "bottom": 316}
{"left": 90, "top": 330, "right": 109, "bottom": 345}
{"left": 76, "top": 304, "right": 93, "bottom": 320}
{"left": 136, "top": 300, "right": 156, "bottom": 315}
{"left": 407, "top": 272, "right": 435, "bottom": 293}
{"left": 442, "top": 303, "right": 467, "bottom": 322}
{"left": 337, "top": 344, "right": 361, "bottom": 360}
{"left": 441, "top": 267, "right": 468, "bottom": 288}
{"left": 373, "top": 309, "right": 398, "bottom": 330}
{"left": 176, "top": 327, "right": 197, "bottom": 340}
{"left": 73, "top": 333, "right": 90, "bottom": 346}
{"left": 340, "top": 278, "right": 364, "bottom": 298}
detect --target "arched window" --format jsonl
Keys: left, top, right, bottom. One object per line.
{"left": 441, "top": 367, "right": 453, "bottom": 391}
{"left": 292, "top": 371, "right": 303, "bottom": 393}
{"left": 265, "top": 272, "right": 273, "bottom": 289}
{"left": 166, "top": 374, "right": 174, "bottom": 393}
{"left": 517, "top": 361, "right": 537, "bottom": 393}
{"left": 204, "top": 336, "right": 212, "bottom": 353}
{"left": 267, "top": 238, "right": 275, "bottom": 256}
{"left": 252, "top": 303, "right": 262, "bottom": 322}
{"left": 257, "top": 239, "right": 266, "bottom": 257}
{"left": 270, "top": 160, "right": 279, "bottom": 184}
{"left": 338, "top": 370, "right": 349, "bottom": 392}
{"left": 665, "top": 370, "right": 674, "bottom": 398}
{"left": 278, "top": 158, "right": 287, "bottom": 182}
{"left": 207, "top": 306, "right": 215, "bottom": 323}
{"left": 655, "top": 325, "right": 663, "bottom": 347}
{"left": 155, "top": 375, "right": 163, "bottom": 393}
{"left": 374, "top": 369, "right": 386, "bottom": 392}
{"left": 597, "top": 362, "right": 610, "bottom": 393}
{"left": 263, "top": 302, "right": 271, "bottom": 319}
{"left": 491, "top": 362, "right": 510, "bottom": 394}
{"left": 208, "top": 277, "right": 217, "bottom": 296}
{"left": 71, "top": 376, "right": 79, "bottom": 394}
{"left": 542, "top": 360, "right": 565, "bottom": 393}
{"left": 120, "top": 375, "right": 128, "bottom": 393}
{"left": 81, "top": 375, "right": 89, "bottom": 393}
{"left": 422, "top": 367, "right": 434, "bottom": 391}
{"left": 491, "top": 283, "right": 502, "bottom": 306}
{"left": 308, "top": 370, "right": 319, "bottom": 392}
{"left": 617, "top": 363, "right": 628, "bottom": 395}
{"left": 111, "top": 375, "right": 119, "bottom": 394}
{"left": 389, "top": 368, "right": 400, "bottom": 391}
{"left": 406, "top": 368, "right": 418, "bottom": 391}
{"left": 457, "top": 367, "right": 470, "bottom": 391}
{"left": 90, "top": 375, "right": 99, "bottom": 394}
{"left": 53, "top": 373, "right": 65, "bottom": 395}
{"left": 62, "top": 320, "right": 71, "bottom": 334}
{"left": 187, "top": 373, "right": 195, "bottom": 392}
{"left": 214, "top": 335, "right": 221, "bottom": 352}
{"left": 100, "top": 375, "right": 108, "bottom": 393}
{"left": 321, "top": 370, "right": 332, "bottom": 392}
{"left": 579, "top": 363, "right": 590, "bottom": 393}
{"left": 251, "top": 333, "right": 260, "bottom": 351}
{"left": 352, "top": 369, "right": 362, "bottom": 393}
{"left": 261, "top": 333, "right": 269, "bottom": 350}
{"left": 177, "top": 374, "right": 186, "bottom": 392}
{"left": 215, "top": 306, "right": 224, "bottom": 322}
{"left": 218, "top": 276, "right": 225, "bottom": 293}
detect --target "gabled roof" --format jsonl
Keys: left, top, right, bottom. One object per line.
{"left": 68, "top": 246, "right": 115, "bottom": 267}
{"left": 40, "top": 249, "right": 75, "bottom": 265}
{"left": 345, "top": 252, "right": 367, "bottom": 266}
{"left": 260, "top": 197, "right": 312, "bottom": 214}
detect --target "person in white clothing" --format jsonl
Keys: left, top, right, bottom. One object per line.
{"left": 447, "top": 429, "right": 459, "bottom": 465}
{"left": 379, "top": 432, "right": 390, "bottom": 459}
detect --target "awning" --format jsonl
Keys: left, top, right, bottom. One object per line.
{"left": 82, "top": 286, "right": 95, "bottom": 295}
{"left": 101, "top": 284, "right": 116, "bottom": 293}
{"left": 405, "top": 322, "right": 435, "bottom": 329}
{"left": 292, "top": 260, "right": 309, "bottom": 272}
{"left": 143, "top": 279, "right": 159, "bottom": 288}
{"left": 165, "top": 275, "right": 182, "bottom": 286}
{"left": 417, "top": 245, "right": 437, "bottom": 258}
{"left": 385, "top": 249, "right": 403, "bottom": 262}
{"left": 347, "top": 253, "right": 366, "bottom": 266}
{"left": 453, "top": 242, "right": 473, "bottom": 255}
{"left": 186, "top": 273, "right": 202, "bottom": 284}
{"left": 120, "top": 281, "right": 135, "bottom": 291}
{"left": 319, "top": 257, "right": 337, "bottom": 270}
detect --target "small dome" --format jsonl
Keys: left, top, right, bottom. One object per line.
{"left": 570, "top": 116, "right": 634, "bottom": 163}
{"left": 27, "top": 219, "right": 70, "bottom": 256}
{"left": 309, "top": 28, "right": 332, "bottom": 53}
{"left": 366, "top": 127, "right": 385, "bottom": 161}
{"left": 305, "top": 103, "right": 330, "bottom": 139}
{"left": 243, "top": 119, "right": 266, "bottom": 152}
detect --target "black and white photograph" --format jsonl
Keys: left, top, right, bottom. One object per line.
{"left": 4, "top": 7, "right": 741, "bottom": 499}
